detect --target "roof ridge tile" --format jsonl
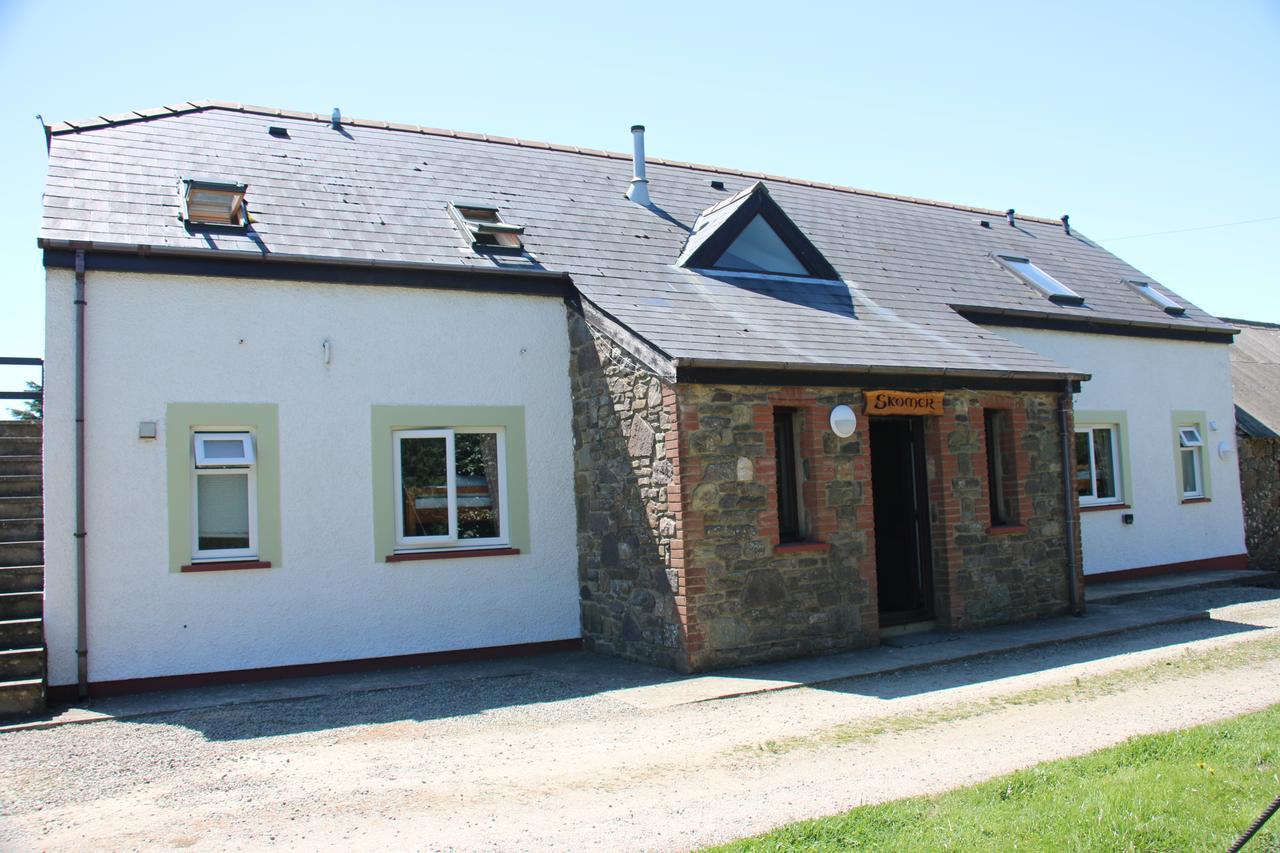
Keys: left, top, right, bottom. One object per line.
{"left": 44, "top": 99, "right": 1064, "bottom": 225}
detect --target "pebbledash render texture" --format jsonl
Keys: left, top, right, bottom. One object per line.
{"left": 569, "top": 306, "right": 1085, "bottom": 672}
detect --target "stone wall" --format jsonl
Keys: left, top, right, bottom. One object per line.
{"left": 674, "top": 385, "right": 1078, "bottom": 670}
{"left": 1239, "top": 437, "right": 1280, "bottom": 569}
{"left": 568, "top": 312, "right": 1080, "bottom": 673}
{"left": 567, "top": 310, "right": 687, "bottom": 669}
{"left": 675, "top": 386, "right": 877, "bottom": 670}
{"left": 924, "top": 392, "right": 1080, "bottom": 628}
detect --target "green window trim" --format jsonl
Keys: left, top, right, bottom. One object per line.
{"left": 1171, "top": 410, "right": 1212, "bottom": 501}
{"left": 166, "top": 403, "right": 281, "bottom": 573}
{"left": 371, "top": 405, "right": 530, "bottom": 562}
{"left": 1074, "top": 410, "right": 1134, "bottom": 508}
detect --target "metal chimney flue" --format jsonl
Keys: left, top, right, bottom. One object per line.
{"left": 1006, "top": 208, "right": 1016, "bottom": 227}
{"left": 626, "top": 124, "right": 651, "bottom": 206}
{"left": 1061, "top": 214, "right": 1071, "bottom": 235}
{"left": 331, "top": 107, "right": 342, "bottom": 130}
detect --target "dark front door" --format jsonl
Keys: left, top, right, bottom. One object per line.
{"left": 870, "top": 416, "right": 933, "bottom": 625}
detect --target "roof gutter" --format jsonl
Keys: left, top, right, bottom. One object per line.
{"left": 37, "top": 239, "right": 573, "bottom": 281}
{"left": 952, "top": 303, "right": 1239, "bottom": 338}
{"left": 672, "top": 356, "right": 1089, "bottom": 383}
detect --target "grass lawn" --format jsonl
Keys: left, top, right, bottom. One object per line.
{"left": 714, "top": 703, "right": 1280, "bottom": 851}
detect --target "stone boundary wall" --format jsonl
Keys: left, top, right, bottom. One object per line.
{"left": 1239, "top": 437, "right": 1280, "bottom": 569}
{"left": 566, "top": 310, "right": 687, "bottom": 669}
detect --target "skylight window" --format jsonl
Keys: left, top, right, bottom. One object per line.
{"left": 994, "top": 255, "right": 1084, "bottom": 306}
{"left": 1126, "top": 280, "right": 1186, "bottom": 316}
{"left": 179, "top": 178, "right": 247, "bottom": 227}
{"left": 448, "top": 202, "right": 525, "bottom": 251}
{"left": 677, "top": 183, "right": 839, "bottom": 280}
{"left": 714, "top": 215, "right": 809, "bottom": 276}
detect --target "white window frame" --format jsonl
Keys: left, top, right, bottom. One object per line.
{"left": 194, "top": 432, "right": 256, "bottom": 467}
{"left": 1178, "top": 425, "right": 1205, "bottom": 499}
{"left": 393, "top": 427, "right": 508, "bottom": 551}
{"left": 1075, "top": 424, "right": 1123, "bottom": 506}
{"left": 191, "top": 431, "right": 258, "bottom": 562}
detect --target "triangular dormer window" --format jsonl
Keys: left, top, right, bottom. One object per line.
{"left": 677, "top": 182, "right": 839, "bottom": 280}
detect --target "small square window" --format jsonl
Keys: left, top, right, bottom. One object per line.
{"left": 179, "top": 178, "right": 248, "bottom": 227}
{"left": 1075, "top": 425, "right": 1123, "bottom": 506}
{"left": 995, "top": 255, "right": 1085, "bottom": 306}
{"left": 447, "top": 202, "right": 525, "bottom": 251}
{"left": 394, "top": 427, "right": 507, "bottom": 550}
{"left": 1178, "top": 426, "right": 1203, "bottom": 448}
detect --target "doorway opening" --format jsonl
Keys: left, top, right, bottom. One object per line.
{"left": 870, "top": 416, "right": 934, "bottom": 626}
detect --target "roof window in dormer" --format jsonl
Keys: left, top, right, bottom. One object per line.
{"left": 179, "top": 177, "right": 247, "bottom": 227}
{"left": 678, "top": 182, "right": 839, "bottom": 280}
{"left": 994, "top": 254, "right": 1084, "bottom": 306}
{"left": 448, "top": 202, "right": 525, "bottom": 251}
{"left": 1125, "top": 279, "right": 1186, "bottom": 316}
{"left": 716, "top": 215, "right": 809, "bottom": 275}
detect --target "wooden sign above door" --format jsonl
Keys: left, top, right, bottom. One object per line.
{"left": 865, "top": 390, "right": 945, "bottom": 416}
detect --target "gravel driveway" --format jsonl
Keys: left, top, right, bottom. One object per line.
{"left": 4, "top": 586, "right": 1280, "bottom": 851}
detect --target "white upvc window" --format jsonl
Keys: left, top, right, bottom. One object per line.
{"left": 393, "top": 427, "right": 508, "bottom": 551}
{"left": 1178, "top": 425, "right": 1205, "bottom": 498}
{"left": 191, "top": 431, "right": 258, "bottom": 561}
{"left": 1075, "top": 425, "right": 1123, "bottom": 506}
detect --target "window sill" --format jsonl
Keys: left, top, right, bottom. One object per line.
{"left": 774, "top": 541, "right": 830, "bottom": 555}
{"left": 1079, "top": 503, "right": 1130, "bottom": 514}
{"left": 987, "top": 524, "right": 1028, "bottom": 535}
{"left": 180, "top": 560, "right": 272, "bottom": 573}
{"left": 1181, "top": 497, "right": 1210, "bottom": 505}
{"left": 386, "top": 547, "right": 520, "bottom": 563}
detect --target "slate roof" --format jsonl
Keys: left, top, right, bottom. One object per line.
{"left": 1224, "top": 318, "right": 1280, "bottom": 438}
{"left": 39, "top": 101, "right": 1236, "bottom": 381}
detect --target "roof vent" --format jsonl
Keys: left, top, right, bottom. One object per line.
{"left": 626, "top": 125, "right": 651, "bottom": 206}
{"left": 447, "top": 201, "right": 525, "bottom": 251}
{"left": 268, "top": 125, "right": 289, "bottom": 138}
{"left": 1061, "top": 214, "right": 1071, "bottom": 235}
{"left": 1006, "top": 208, "right": 1016, "bottom": 227}
{"left": 710, "top": 180, "right": 725, "bottom": 191}
{"left": 331, "top": 107, "right": 341, "bottom": 129}
{"left": 178, "top": 177, "right": 247, "bottom": 227}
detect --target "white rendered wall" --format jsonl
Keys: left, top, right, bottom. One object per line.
{"left": 43, "top": 270, "right": 580, "bottom": 686}
{"left": 996, "top": 327, "right": 1246, "bottom": 575}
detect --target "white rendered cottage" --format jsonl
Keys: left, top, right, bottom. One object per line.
{"left": 33, "top": 101, "right": 1248, "bottom": 697}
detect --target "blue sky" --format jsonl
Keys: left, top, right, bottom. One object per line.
{"left": 1, "top": 0, "right": 1277, "bottom": 391}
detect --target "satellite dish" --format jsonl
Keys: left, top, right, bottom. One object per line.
{"left": 830, "top": 404, "right": 857, "bottom": 438}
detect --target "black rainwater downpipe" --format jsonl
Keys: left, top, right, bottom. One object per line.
{"left": 74, "top": 249, "right": 89, "bottom": 697}
{"left": 1059, "top": 379, "right": 1083, "bottom": 615}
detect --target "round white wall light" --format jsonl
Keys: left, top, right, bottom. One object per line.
{"left": 1218, "top": 440, "right": 1235, "bottom": 460}
{"left": 830, "top": 404, "right": 857, "bottom": 438}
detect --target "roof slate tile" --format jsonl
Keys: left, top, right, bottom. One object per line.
{"left": 39, "top": 103, "right": 1231, "bottom": 379}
